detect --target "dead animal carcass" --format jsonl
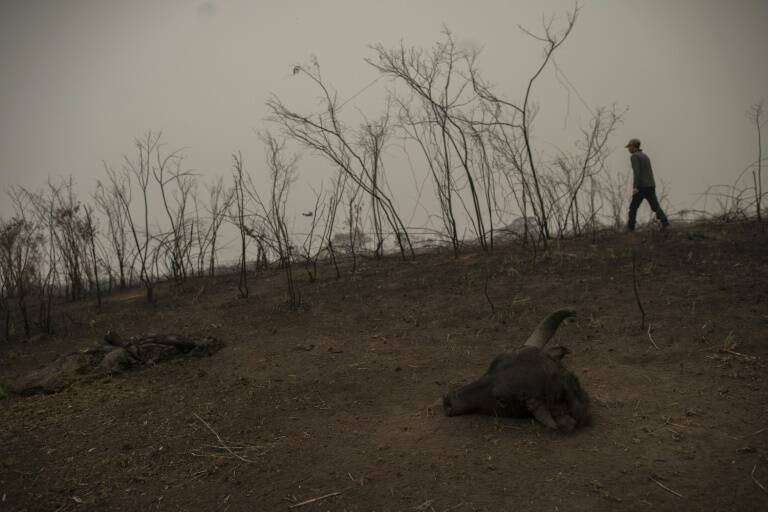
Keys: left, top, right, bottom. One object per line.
{"left": 443, "top": 309, "right": 590, "bottom": 432}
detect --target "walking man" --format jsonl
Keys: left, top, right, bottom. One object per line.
{"left": 626, "top": 138, "right": 669, "bottom": 231}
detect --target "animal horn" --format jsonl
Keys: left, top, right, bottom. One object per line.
{"left": 523, "top": 309, "right": 576, "bottom": 348}
{"left": 525, "top": 399, "right": 558, "bottom": 429}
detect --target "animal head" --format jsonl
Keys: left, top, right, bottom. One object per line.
{"left": 442, "top": 308, "right": 588, "bottom": 431}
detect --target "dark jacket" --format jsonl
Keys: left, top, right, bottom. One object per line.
{"left": 630, "top": 150, "right": 656, "bottom": 188}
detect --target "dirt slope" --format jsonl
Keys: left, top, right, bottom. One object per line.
{"left": 1, "top": 221, "right": 767, "bottom": 511}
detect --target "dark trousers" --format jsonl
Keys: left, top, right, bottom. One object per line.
{"left": 628, "top": 186, "right": 668, "bottom": 230}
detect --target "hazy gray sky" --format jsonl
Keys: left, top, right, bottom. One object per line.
{"left": 1, "top": 0, "right": 767, "bottom": 222}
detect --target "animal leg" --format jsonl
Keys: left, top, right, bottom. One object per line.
{"left": 525, "top": 398, "right": 558, "bottom": 429}
{"left": 554, "top": 413, "right": 577, "bottom": 433}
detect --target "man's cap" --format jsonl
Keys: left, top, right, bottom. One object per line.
{"left": 625, "top": 138, "right": 641, "bottom": 148}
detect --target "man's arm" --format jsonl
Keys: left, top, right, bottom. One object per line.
{"left": 630, "top": 153, "right": 641, "bottom": 193}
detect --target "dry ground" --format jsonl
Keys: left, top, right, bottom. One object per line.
{"left": 1, "top": 221, "right": 767, "bottom": 512}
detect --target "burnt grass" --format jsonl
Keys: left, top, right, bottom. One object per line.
{"left": 1, "top": 221, "right": 767, "bottom": 511}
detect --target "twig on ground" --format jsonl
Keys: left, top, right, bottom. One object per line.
{"left": 649, "top": 475, "right": 683, "bottom": 498}
{"left": 724, "top": 349, "right": 756, "bottom": 360}
{"left": 413, "top": 499, "right": 435, "bottom": 511}
{"left": 189, "top": 470, "right": 207, "bottom": 482}
{"left": 647, "top": 323, "right": 659, "bottom": 350}
{"left": 663, "top": 417, "right": 688, "bottom": 430}
{"left": 288, "top": 491, "right": 342, "bottom": 509}
{"left": 192, "top": 412, "right": 252, "bottom": 463}
{"left": 752, "top": 465, "right": 768, "bottom": 495}
{"left": 348, "top": 472, "right": 365, "bottom": 486}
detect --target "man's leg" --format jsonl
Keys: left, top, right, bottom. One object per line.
{"left": 627, "top": 191, "right": 644, "bottom": 231}
{"left": 645, "top": 188, "right": 669, "bottom": 226}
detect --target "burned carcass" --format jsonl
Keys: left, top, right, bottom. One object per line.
{"left": 9, "top": 332, "right": 223, "bottom": 396}
{"left": 443, "top": 309, "right": 590, "bottom": 432}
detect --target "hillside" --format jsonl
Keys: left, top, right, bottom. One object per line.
{"left": 1, "top": 221, "right": 767, "bottom": 511}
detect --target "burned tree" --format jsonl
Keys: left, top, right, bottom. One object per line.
{"left": 746, "top": 99, "right": 765, "bottom": 222}
{"left": 320, "top": 170, "right": 347, "bottom": 279}
{"left": 231, "top": 152, "right": 250, "bottom": 298}
{"left": 107, "top": 132, "right": 165, "bottom": 303}
{"left": 338, "top": 179, "right": 367, "bottom": 272}
{"left": 298, "top": 188, "right": 327, "bottom": 283}
{"left": 249, "top": 132, "right": 301, "bottom": 309}
{"left": 471, "top": 7, "right": 580, "bottom": 242}
{"left": 20, "top": 179, "right": 91, "bottom": 302}
{"left": 94, "top": 178, "right": 131, "bottom": 289}
{"left": 11, "top": 185, "right": 62, "bottom": 334}
{"left": 368, "top": 31, "right": 491, "bottom": 253}
{"left": 196, "top": 176, "right": 233, "bottom": 277}
{"left": 152, "top": 143, "right": 194, "bottom": 282}
{"left": 0, "top": 215, "right": 44, "bottom": 339}
{"left": 82, "top": 205, "right": 102, "bottom": 313}
{"left": 550, "top": 106, "right": 625, "bottom": 238}
{"left": 359, "top": 113, "right": 390, "bottom": 258}
{"left": 267, "top": 58, "right": 414, "bottom": 260}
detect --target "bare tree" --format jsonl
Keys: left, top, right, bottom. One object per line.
{"left": 42, "top": 180, "right": 90, "bottom": 301}
{"left": 486, "top": 114, "right": 537, "bottom": 245}
{"left": 12, "top": 186, "right": 58, "bottom": 334}
{"left": 150, "top": 140, "right": 191, "bottom": 282}
{"left": 368, "top": 31, "right": 490, "bottom": 253}
{"left": 231, "top": 152, "right": 250, "bottom": 298}
{"left": 323, "top": 170, "right": 347, "bottom": 279}
{"left": 331, "top": 179, "right": 369, "bottom": 272}
{"left": 108, "top": 132, "right": 165, "bottom": 303}
{"left": 466, "top": 120, "right": 500, "bottom": 249}
{"left": 18, "top": 179, "right": 96, "bottom": 303}
{"left": 0, "top": 267, "right": 8, "bottom": 339}
{"left": 604, "top": 169, "right": 630, "bottom": 230}
{"left": 250, "top": 133, "right": 301, "bottom": 309}
{"left": 197, "top": 177, "right": 234, "bottom": 277}
{"left": 267, "top": 59, "right": 414, "bottom": 260}
{"left": 0, "top": 212, "right": 44, "bottom": 339}
{"left": 471, "top": 6, "right": 580, "bottom": 242}
{"left": 298, "top": 189, "right": 327, "bottom": 283}
{"left": 552, "top": 106, "right": 625, "bottom": 237}
{"left": 82, "top": 205, "right": 102, "bottom": 313}
{"left": 395, "top": 94, "right": 460, "bottom": 253}
{"left": 94, "top": 176, "right": 131, "bottom": 289}
{"left": 359, "top": 113, "right": 391, "bottom": 257}
{"left": 746, "top": 99, "right": 765, "bottom": 222}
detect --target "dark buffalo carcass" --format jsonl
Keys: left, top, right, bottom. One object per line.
{"left": 442, "top": 309, "right": 590, "bottom": 432}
